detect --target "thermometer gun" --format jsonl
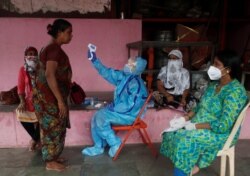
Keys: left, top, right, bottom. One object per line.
{"left": 88, "top": 43, "right": 97, "bottom": 52}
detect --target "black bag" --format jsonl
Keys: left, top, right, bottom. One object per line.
{"left": 70, "top": 82, "right": 86, "bottom": 105}
{"left": 0, "top": 86, "right": 20, "bottom": 105}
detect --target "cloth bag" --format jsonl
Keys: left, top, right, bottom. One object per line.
{"left": 16, "top": 110, "right": 38, "bottom": 123}
{"left": 0, "top": 86, "right": 20, "bottom": 105}
{"left": 70, "top": 82, "right": 86, "bottom": 105}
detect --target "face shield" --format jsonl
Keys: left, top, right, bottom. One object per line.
{"left": 123, "top": 57, "right": 137, "bottom": 74}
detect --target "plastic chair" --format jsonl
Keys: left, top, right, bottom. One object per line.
{"left": 190, "top": 102, "right": 249, "bottom": 176}
{"left": 216, "top": 102, "right": 249, "bottom": 176}
{"left": 112, "top": 92, "right": 158, "bottom": 161}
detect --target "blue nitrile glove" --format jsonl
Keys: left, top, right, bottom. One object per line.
{"left": 87, "top": 43, "right": 97, "bottom": 61}
{"left": 87, "top": 50, "right": 97, "bottom": 61}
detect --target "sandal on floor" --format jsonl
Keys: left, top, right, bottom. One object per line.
{"left": 57, "top": 157, "right": 68, "bottom": 163}
{"left": 46, "top": 166, "right": 65, "bottom": 172}
{"left": 35, "top": 141, "right": 42, "bottom": 151}
{"left": 46, "top": 161, "right": 68, "bottom": 172}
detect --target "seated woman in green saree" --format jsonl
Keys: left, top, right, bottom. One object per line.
{"left": 160, "top": 49, "right": 248, "bottom": 176}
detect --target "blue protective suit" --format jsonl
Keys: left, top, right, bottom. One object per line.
{"left": 82, "top": 56, "right": 148, "bottom": 157}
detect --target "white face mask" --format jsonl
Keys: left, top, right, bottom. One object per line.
{"left": 168, "top": 59, "right": 183, "bottom": 73}
{"left": 207, "top": 66, "right": 222, "bottom": 80}
{"left": 24, "top": 56, "right": 38, "bottom": 72}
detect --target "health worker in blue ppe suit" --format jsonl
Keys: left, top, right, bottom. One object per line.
{"left": 82, "top": 44, "right": 148, "bottom": 158}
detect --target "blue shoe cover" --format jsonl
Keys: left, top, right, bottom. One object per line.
{"left": 108, "top": 142, "right": 121, "bottom": 158}
{"left": 102, "top": 140, "right": 108, "bottom": 148}
{"left": 82, "top": 146, "right": 104, "bottom": 156}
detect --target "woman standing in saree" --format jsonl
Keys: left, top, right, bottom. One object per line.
{"left": 33, "top": 19, "right": 73, "bottom": 172}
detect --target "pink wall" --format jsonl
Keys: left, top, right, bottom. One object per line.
{"left": 1, "top": 108, "right": 250, "bottom": 148}
{"left": 0, "top": 18, "right": 141, "bottom": 92}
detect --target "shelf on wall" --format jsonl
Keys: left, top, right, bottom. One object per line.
{"left": 140, "top": 17, "right": 250, "bottom": 24}
{"left": 141, "top": 18, "right": 219, "bottom": 23}
{"left": 142, "top": 69, "right": 208, "bottom": 75}
{"left": 227, "top": 18, "right": 250, "bottom": 23}
{"left": 127, "top": 41, "right": 215, "bottom": 49}
{"left": 142, "top": 69, "right": 159, "bottom": 74}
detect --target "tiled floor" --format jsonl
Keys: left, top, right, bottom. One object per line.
{"left": 0, "top": 140, "right": 250, "bottom": 176}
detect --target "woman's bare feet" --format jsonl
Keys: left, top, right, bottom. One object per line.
{"left": 46, "top": 161, "right": 67, "bottom": 172}
{"left": 28, "top": 140, "right": 36, "bottom": 152}
{"left": 57, "top": 157, "right": 68, "bottom": 164}
{"left": 35, "top": 141, "right": 42, "bottom": 150}
{"left": 191, "top": 165, "right": 200, "bottom": 175}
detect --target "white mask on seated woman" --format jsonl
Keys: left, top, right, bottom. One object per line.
{"left": 24, "top": 56, "right": 38, "bottom": 72}
{"left": 207, "top": 66, "right": 222, "bottom": 80}
{"left": 168, "top": 59, "right": 183, "bottom": 73}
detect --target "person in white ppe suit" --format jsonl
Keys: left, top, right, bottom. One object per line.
{"left": 82, "top": 44, "right": 148, "bottom": 158}
{"left": 153, "top": 49, "right": 190, "bottom": 110}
